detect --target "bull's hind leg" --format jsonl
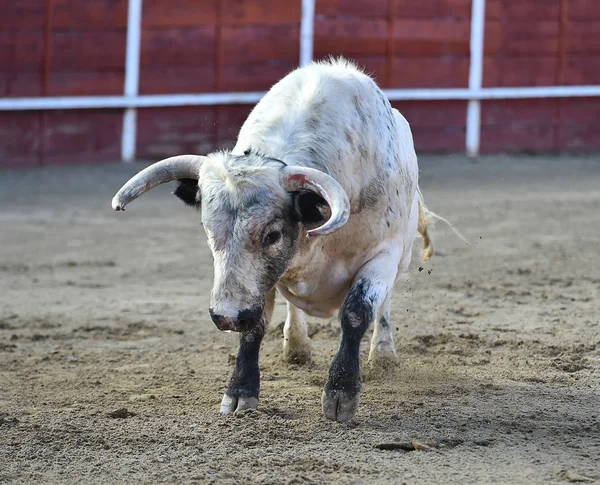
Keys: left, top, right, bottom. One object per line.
{"left": 283, "top": 301, "right": 312, "bottom": 364}
{"left": 367, "top": 194, "right": 418, "bottom": 372}
{"left": 322, "top": 251, "right": 399, "bottom": 422}
{"left": 220, "top": 288, "right": 276, "bottom": 414}
{"left": 367, "top": 293, "right": 398, "bottom": 370}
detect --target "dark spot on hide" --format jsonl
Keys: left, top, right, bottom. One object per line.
{"left": 352, "top": 95, "right": 368, "bottom": 125}
{"left": 307, "top": 147, "right": 322, "bottom": 168}
{"left": 387, "top": 140, "right": 394, "bottom": 159}
{"left": 345, "top": 129, "right": 353, "bottom": 145}
{"left": 354, "top": 179, "right": 384, "bottom": 213}
{"left": 357, "top": 108, "right": 367, "bottom": 125}
{"left": 342, "top": 278, "right": 375, "bottom": 333}
{"left": 306, "top": 115, "right": 320, "bottom": 131}
{"left": 324, "top": 278, "right": 379, "bottom": 400}
{"left": 378, "top": 91, "right": 388, "bottom": 107}
{"left": 253, "top": 204, "right": 302, "bottom": 296}
{"left": 226, "top": 321, "right": 265, "bottom": 399}
{"left": 173, "top": 178, "right": 200, "bottom": 208}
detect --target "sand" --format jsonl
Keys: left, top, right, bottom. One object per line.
{"left": 0, "top": 155, "right": 598, "bottom": 484}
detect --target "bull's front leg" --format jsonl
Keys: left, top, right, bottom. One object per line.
{"left": 220, "top": 289, "right": 275, "bottom": 414}
{"left": 321, "top": 252, "right": 399, "bottom": 422}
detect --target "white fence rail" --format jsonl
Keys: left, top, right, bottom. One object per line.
{"left": 0, "top": 0, "right": 598, "bottom": 159}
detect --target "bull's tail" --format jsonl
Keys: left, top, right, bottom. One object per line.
{"left": 416, "top": 187, "right": 468, "bottom": 262}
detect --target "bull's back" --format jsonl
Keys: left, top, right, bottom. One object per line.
{"left": 234, "top": 59, "right": 403, "bottom": 203}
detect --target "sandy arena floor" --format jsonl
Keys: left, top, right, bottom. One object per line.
{"left": 0, "top": 155, "right": 599, "bottom": 484}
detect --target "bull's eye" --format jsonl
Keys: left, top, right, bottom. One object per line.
{"left": 264, "top": 230, "right": 281, "bottom": 247}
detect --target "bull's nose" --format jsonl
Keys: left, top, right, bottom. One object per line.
{"left": 209, "top": 305, "right": 263, "bottom": 333}
{"left": 209, "top": 309, "right": 236, "bottom": 331}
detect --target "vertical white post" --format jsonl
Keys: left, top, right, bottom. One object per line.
{"left": 466, "top": 0, "right": 486, "bottom": 157}
{"left": 300, "top": 0, "right": 315, "bottom": 66}
{"left": 121, "top": 0, "right": 143, "bottom": 162}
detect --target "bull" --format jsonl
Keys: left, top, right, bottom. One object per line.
{"left": 111, "top": 58, "right": 449, "bottom": 422}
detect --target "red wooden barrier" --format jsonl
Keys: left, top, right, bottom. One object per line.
{"left": 0, "top": 0, "right": 599, "bottom": 167}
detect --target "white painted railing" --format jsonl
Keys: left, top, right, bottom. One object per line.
{"left": 466, "top": 0, "right": 486, "bottom": 157}
{"left": 121, "top": 0, "right": 143, "bottom": 162}
{"left": 0, "top": 0, "right": 598, "bottom": 159}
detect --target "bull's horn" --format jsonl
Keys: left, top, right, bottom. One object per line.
{"left": 281, "top": 166, "right": 350, "bottom": 237}
{"left": 111, "top": 155, "right": 205, "bottom": 211}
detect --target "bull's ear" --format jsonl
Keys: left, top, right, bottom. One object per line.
{"left": 292, "top": 191, "right": 327, "bottom": 225}
{"left": 173, "top": 178, "right": 201, "bottom": 209}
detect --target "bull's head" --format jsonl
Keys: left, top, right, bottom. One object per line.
{"left": 111, "top": 153, "right": 350, "bottom": 332}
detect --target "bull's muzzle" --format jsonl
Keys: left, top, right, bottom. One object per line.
{"left": 209, "top": 305, "right": 263, "bottom": 332}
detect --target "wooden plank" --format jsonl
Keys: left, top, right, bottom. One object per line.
{"left": 568, "top": 0, "right": 600, "bottom": 20}
{"left": 221, "top": 0, "right": 301, "bottom": 25}
{"left": 0, "top": 1, "right": 46, "bottom": 28}
{"left": 485, "top": 20, "right": 559, "bottom": 55}
{"left": 221, "top": 24, "right": 299, "bottom": 65}
{"left": 47, "top": 70, "right": 125, "bottom": 95}
{"left": 140, "top": 26, "right": 216, "bottom": 67}
{"left": 0, "top": 154, "right": 40, "bottom": 168}
{"left": 316, "top": 0, "right": 389, "bottom": 18}
{"left": 42, "top": 152, "right": 121, "bottom": 165}
{"left": 217, "top": 105, "right": 254, "bottom": 149}
{"left": 139, "top": 65, "right": 216, "bottom": 95}
{"left": 486, "top": 0, "right": 560, "bottom": 20}
{"left": 558, "top": 98, "right": 600, "bottom": 151}
{"left": 0, "top": 112, "right": 41, "bottom": 167}
{"left": 314, "top": 18, "right": 388, "bottom": 56}
{"left": 0, "top": 71, "right": 42, "bottom": 97}
{"left": 42, "top": 110, "right": 122, "bottom": 163}
{"left": 136, "top": 107, "right": 217, "bottom": 159}
{"left": 480, "top": 99, "right": 558, "bottom": 153}
{"left": 394, "top": 0, "right": 472, "bottom": 19}
{"left": 50, "top": 31, "right": 126, "bottom": 70}
{"left": 483, "top": 56, "right": 558, "bottom": 87}
{"left": 483, "top": 19, "right": 502, "bottom": 55}
{"left": 0, "top": 30, "right": 45, "bottom": 70}
{"left": 565, "top": 20, "right": 600, "bottom": 53}
{"left": 412, "top": 128, "right": 466, "bottom": 152}
{"left": 392, "top": 100, "right": 467, "bottom": 151}
{"left": 42, "top": 151, "right": 121, "bottom": 165}
{"left": 484, "top": 0, "right": 503, "bottom": 19}
{"left": 390, "top": 55, "right": 469, "bottom": 88}
{"left": 143, "top": 0, "right": 218, "bottom": 27}
{"left": 563, "top": 55, "right": 600, "bottom": 85}
{"left": 392, "top": 100, "right": 467, "bottom": 128}
{"left": 392, "top": 18, "right": 470, "bottom": 55}
{"left": 52, "top": 0, "right": 128, "bottom": 28}
{"left": 219, "top": 61, "right": 297, "bottom": 91}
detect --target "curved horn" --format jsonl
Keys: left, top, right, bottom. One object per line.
{"left": 281, "top": 166, "right": 350, "bottom": 237}
{"left": 111, "top": 155, "right": 205, "bottom": 211}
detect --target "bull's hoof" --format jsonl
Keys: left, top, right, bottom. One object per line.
{"left": 220, "top": 394, "right": 259, "bottom": 414}
{"left": 283, "top": 345, "right": 313, "bottom": 365}
{"left": 366, "top": 346, "right": 398, "bottom": 379}
{"left": 321, "top": 388, "right": 360, "bottom": 422}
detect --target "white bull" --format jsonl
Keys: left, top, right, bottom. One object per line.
{"left": 112, "top": 58, "right": 445, "bottom": 422}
